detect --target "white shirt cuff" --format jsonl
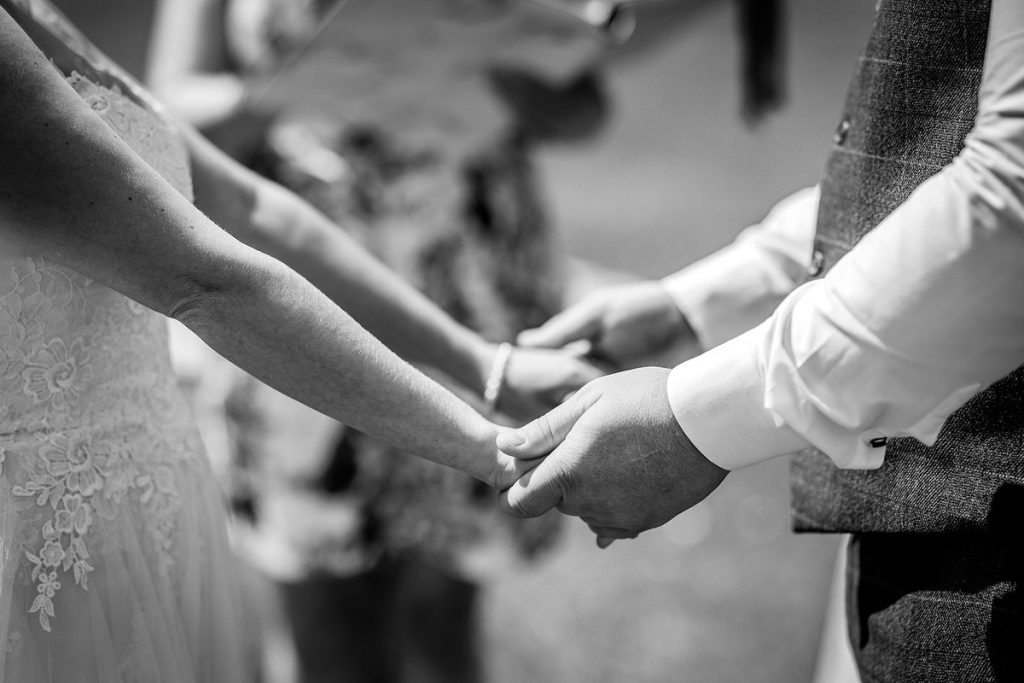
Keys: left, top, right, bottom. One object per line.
{"left": 660, "top": 248, "right": 756, "bottom": 350}
{"left": 665, "top": 327, "right": 809, "bottom": 470}
{"left": 661, "top": 187, "right": 819, "bottom": 349}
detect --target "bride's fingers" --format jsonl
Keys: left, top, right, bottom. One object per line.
{"left": 491, "top": 448, "right": 544, "bottom": 490}
{"left": 505, "top": 449, "right": 544, "bottom": 477}
{"left": 552, "top": 389, "right": 577, "bottom": 405}
{"left": 570, "top": 356, "right": 608, "bottom": 386}
{"left": 498, "top": 453, "right": 566, "bottom": 518}
{"left": 560, "top": 339, "right": 593, "bottom": 357}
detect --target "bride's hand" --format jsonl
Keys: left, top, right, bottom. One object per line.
{"left": 495, "top": 346, "right": 606, "bottom": 422}
{"left": 488, "top": 426, "right": 546, "bottom": 490}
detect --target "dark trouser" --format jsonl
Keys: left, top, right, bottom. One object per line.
{"left": 846, "top": 534, "right": 1024, "bottom": 682}
{"left": 278, "top": 555, "right": 482, "bottom": 683}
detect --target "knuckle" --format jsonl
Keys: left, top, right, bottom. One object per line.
{"left": 519, "top": 493, "right": 552, "bottom": 519}
{"left": 578, "top": 377, "right": 605, "bottom": 399}
{"left": 511, "top": 502, "right": 535, "bottom": 518}
{"left": 504, "top": 496, "right": 532, "bottom": 518}
{"left": 553, "top": 466, "right": 576, "bottom": 497}
{"left": 537, "top": 417, "right": 559, "bottom": 447}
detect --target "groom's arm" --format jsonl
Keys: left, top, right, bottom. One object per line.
{"left": 516, "top": 186, "right": 818, "bottom": 367}
{"left": 659, "top": 186, "right": 818, "bottom": 350}
{"left": 670, "top": 0, "right": 1024, "bottom": 471}
{"left": 499, "top": 0, "right": 1024, "bottom": 536}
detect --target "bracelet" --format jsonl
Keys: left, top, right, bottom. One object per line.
{"left": 483, "top": 342, "right": 513, "bottom": 415}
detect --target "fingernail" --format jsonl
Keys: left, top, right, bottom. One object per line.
{"left": 496, "top": 431, "right": 526, "bottom": 449}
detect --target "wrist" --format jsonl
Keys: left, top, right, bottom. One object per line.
{"left": 465, "top": 418, "right": 502, "bottom": 486}
{"left": 666, "top": 326, "right": 809, "bottom": 470}
{"left": 447, "top": 335, "right": 495, "bottom": 397}
{"left": 653, "top": 281, "right": 700, "bottom": 347}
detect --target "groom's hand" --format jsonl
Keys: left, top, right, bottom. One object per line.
{"left": 496, "top": 368, "right": 728, "bottom": 544}
{"left": 517, "top": 282, "right": 700, "bottom": 369}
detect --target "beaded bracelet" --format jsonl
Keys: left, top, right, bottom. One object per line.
{"left": 483, "top": 342, "right": 513, "bottom": 415}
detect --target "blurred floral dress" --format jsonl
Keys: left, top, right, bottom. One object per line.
{"left": 0, "top": 1, "right": 251, "bottom": 680}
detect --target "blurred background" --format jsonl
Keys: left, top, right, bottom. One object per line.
{"left": 51, "top": 0, "right": 876, "bottom": 681}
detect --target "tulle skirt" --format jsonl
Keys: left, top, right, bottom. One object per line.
{"left": 0, "top": 454, "right": 255, "bottom": 683}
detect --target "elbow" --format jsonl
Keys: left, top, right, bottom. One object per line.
{"left": 165, "top": 252, "right": 276, "bottom": 332}
{"left": 166, "top": 274, "right": 225, "bottom": 333}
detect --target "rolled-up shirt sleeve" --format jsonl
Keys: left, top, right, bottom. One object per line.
{"left": 666, "top": 0, "right": 1024, "bottom": 471}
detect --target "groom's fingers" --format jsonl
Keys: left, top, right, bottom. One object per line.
{"left": 517, "top": 297, "right": 604, "bottom": 348}
{"left": 587, "top": 524, "right": 638, "bottom": 541}
{"left": 587, "top": 524, "right": 638, "bottom": 549}
{"left": 499, "top": 454, "right": 567, "bottom": 518}
{"left": 496, "top": 387, "right": 600, "bottom": 458}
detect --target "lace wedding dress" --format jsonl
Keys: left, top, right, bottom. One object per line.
{"left": 0, "top": 3, "right": 252, "bottom": 680}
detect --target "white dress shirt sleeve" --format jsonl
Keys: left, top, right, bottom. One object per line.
{"left": 661, "top": 186, "right": 818, "bottom": 349}
{"left": 666, "top": 0, "right": 1024, "bottom": 471}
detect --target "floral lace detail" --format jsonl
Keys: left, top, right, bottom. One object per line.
{"left": 0, "top": 69, "right": 198, "bottom": 632}
{"left": 9, "top": 429, "right": 183, "bottom": 631}
{"left": 1, "top": 260, "right": 96, "bottom": 434}
{"left": 21, "top": 338, "right": 93, "bottom": 413}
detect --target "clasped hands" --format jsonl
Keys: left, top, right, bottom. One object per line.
{"left": 497, "top": 282, "right": 728, "bottom": 546}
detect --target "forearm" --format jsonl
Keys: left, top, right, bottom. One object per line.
{"left": 8, "top": 116, "right": 498, "bottom": 481}
{"left": 174, "top": 253, "right": 500, "bottom": 482}
{"left": 668, "top": 0, "right": 1024, "bottom": 471}
{"left": 671, "top": 156, "right": 1024, "bottom": 471}
{"left": 188, "top": 131, "right": 494, "bottom": 395}
{"left": 0, "top": 11, "right": 500, "bottom": 482}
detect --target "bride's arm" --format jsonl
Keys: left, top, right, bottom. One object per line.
{"left": 0, "top": 8, "right": 527, "bottom": 487}
{"left": 182, "top": 108, "right": 603, "bottom": 419}
{"left": 185, "top": 127, "right": 499, "bottom": 400}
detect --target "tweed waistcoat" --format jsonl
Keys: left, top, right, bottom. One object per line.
{"left": 791, "top": 0, "right": 1024, "bottom": 535}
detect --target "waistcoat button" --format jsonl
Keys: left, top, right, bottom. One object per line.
{"left": 808, "top": 249, "right": 825, "bottom": 277}
{"left": 833, "top": 118, "right": 850, "bottom": 145}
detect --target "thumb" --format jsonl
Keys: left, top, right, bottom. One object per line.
{"left": 499, "top": 454, "right": 567, "bottom": 518}
{"left": 517, "top": 297, "right": 604, "bottom": 348}
{"left": 496, "top": 387, "right": 599, "bottom": 458}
